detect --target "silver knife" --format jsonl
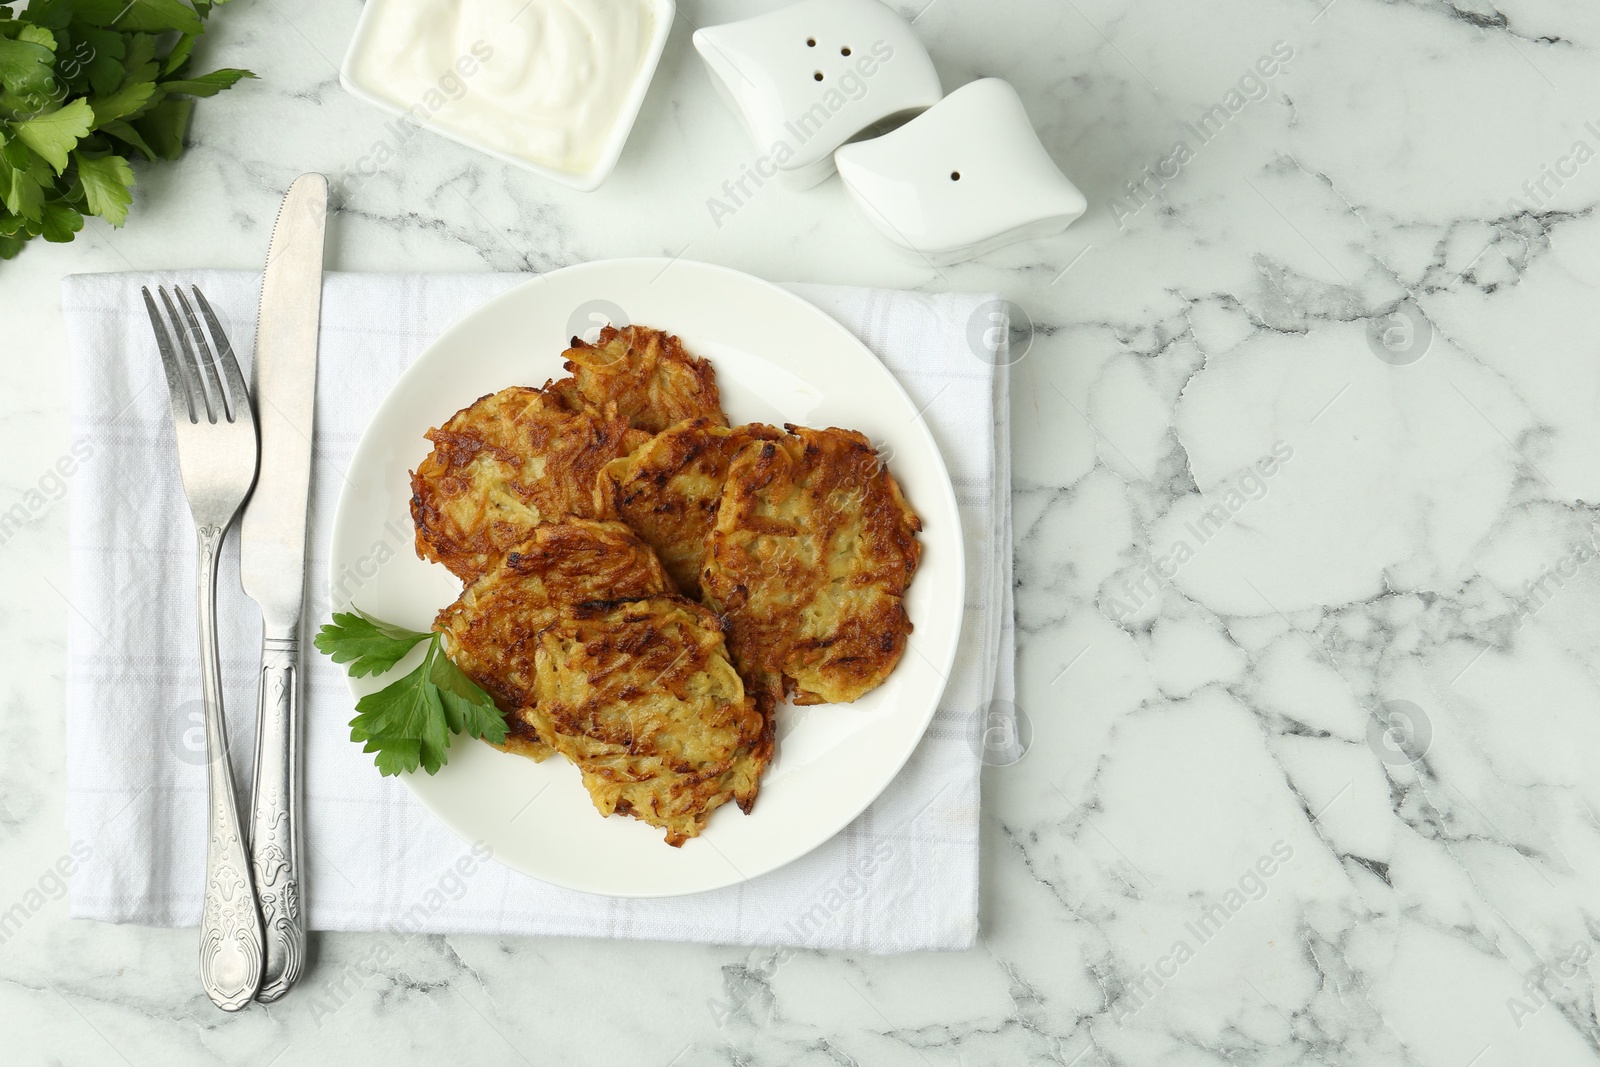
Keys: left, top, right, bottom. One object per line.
{"left": 240, "top": 173, "right": 327, "bottom": 1002}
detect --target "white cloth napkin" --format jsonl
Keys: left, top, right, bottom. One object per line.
{"left": 61, "top": 270, "right": 1013, "bottom": 953}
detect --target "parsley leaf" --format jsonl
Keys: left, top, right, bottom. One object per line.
{"left": 120, "top": 31, "right": 156, "bottom": 75}
{"left": 73, "top": 0, "right": 204, "bottom": 36}
{"left": 431, "top": 652, "right": 509, "bottom": 742}
{"left": 0, "top": 135, "right": 46, "bottom": 219}
{"left": 317, "top": 610, "right": 508, "bottom": 778}
{"left": 161, "top": 32, "right": 195, "bottom": 77}
{"left": 313, "top": 608, "right": 431, "bottom": 678}
{"left": 38, "top": 197, "right": 81, "bottom": 241}
{"left": 14, "top": 97, "right": 92, "bottom": 172}
{"left": 161, "top": 67, "right": 252, "bottom": 98}
{"left": 87, "top": 76, "right": 155, "bottom": 123}
{"left": 0, "top": 35, "right": 56, "bottom": 98}
{"left": 74, "top": 150, "right": 132, "bottom": 225}
{"left": 98, "top": 118, "right": 153, "bottom": 160}
{"left": 74, "top": 27, "right": 128, "bottom": 96}
{"left": 16, "top": 24, "right": 58, "bottom": 55}
{"left": 133, "top": 96, "right": 190, "bottom": 160}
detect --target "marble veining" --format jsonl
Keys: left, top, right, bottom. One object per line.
{"left": 6, "top": 0, "right": 1600, "bottom": 1063}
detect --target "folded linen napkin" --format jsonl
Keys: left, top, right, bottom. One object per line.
{"left": 61, "top": 270, "right": 1013, "bottom": 953}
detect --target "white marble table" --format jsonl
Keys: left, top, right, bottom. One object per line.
{"left": 7, "top": 0, "right": 1600, "bottom": 1063}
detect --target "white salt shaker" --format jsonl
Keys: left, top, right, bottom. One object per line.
{"left": 834, "top": 78, "right": 1087, "bottom": 265}
{"left": 693, "top": 0, "right": 943, "bottom": 189}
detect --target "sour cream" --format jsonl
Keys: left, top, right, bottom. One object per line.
{"left": 348, "top": 0, "right": 657, "bottom": 176}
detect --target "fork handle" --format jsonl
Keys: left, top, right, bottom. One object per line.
{"left": 248, "top": 624, "right": 305, "bottom": 1001}
{"left": 195, "top": 522, "right": 265, "bottom": 1011}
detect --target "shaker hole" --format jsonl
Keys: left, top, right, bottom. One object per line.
{"left": 841, "top": 46, "right": 852, "bottom": 55}
{"left": 814, "top": 71, "right": 824, "bottom": 80}
{"left": 806, "top": 37, "right": 817, "bottom": 46}
{"left": 951, "top": 171, "right": 962, "bottom": 181}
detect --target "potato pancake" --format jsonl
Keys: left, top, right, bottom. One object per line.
{"left": 411, "top": 386, "right": 646, "bottom": 582}
{"left": 434, "top": 519, "right": 673, "bottom": 761}
{"left": 703, "top": 426, "right": 923, "bottom": 705}
{"left": 553, "top": 325, "right": 728, "bottom": 434}
{"left": 598, "top": 418, "right": 783, "bottom": 597}
{"left": 525, "top": 595, "right": 772, "bottom": 846}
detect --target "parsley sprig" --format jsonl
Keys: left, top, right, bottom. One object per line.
{"left": 0, "top": 0, "right": 254, "bottom": 260}
{"left": 315, "top": 609, "right": 508, "bottom": 777}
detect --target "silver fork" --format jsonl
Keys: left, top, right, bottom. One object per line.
{"left": 143, "top": 285, "right": 266, "bottom": 1012}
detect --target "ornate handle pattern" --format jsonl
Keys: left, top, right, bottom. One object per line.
{"left": 250, "top": 632, "right": 305, "bottom": 1001}
{"left": 195, "top": 524, "right": 265, "bottom": 1011}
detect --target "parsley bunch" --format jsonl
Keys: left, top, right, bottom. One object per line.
{"left": 0, "top": 0, "right": 253, "bottom": 260}
{"left": 315, "top": 610, "right": 509, "bottom": 777}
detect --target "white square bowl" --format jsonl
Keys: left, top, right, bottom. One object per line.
{"left": 339, "top": 0, "right": 675, "bottom": 192}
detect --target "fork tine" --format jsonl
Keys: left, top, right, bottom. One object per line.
{"left": 173, "top": 287, "right": 236, "bottom": 424}
{"left": 156, "top": 287, "right": 204, "bottom": 423}
{"left": 187, "top": 286, "right": 253, "bottom": 428}
{"left": 142, "top": 287, "right": 198, "bottom": 425}
{"left": 162, "top": 287, "right": 219, "bottom": 424}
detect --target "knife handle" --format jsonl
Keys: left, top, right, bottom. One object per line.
{"left": 248, "top": 629, "right": 305, "bottom": 1002}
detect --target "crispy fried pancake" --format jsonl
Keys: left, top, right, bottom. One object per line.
{"left": 554, "top": 325, "right": 728, "bottom": 434}
{"left": 410, "top": 386, "right": 647, "bottom": 582}
{"left": 525, "top": 595, "right": 772, "bottom": 846}
{"left": 598, "top": 419, "right": 784, "bottom": 597}
{"left": 702, "top": 426, "right": 923, "bottom": 706}
{"left": 434, "top": 519, "right": 673, "bottom": 761}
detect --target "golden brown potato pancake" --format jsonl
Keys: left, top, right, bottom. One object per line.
{"left": 525, "top": 595, "right": 772, "bottom": 846}
{"left": 410, "top": 386, "right": 646, "bottom": 583}
{"left": 553, "top": 325, "right": 728, "bottom": 434}
{"left": 702, "top": 426, "right": 923, "bottom": 706}
{"left": 598, "top": 418, "right": 783, "bottom": 598}
{"left": 434, "top": 519, "right": 673, "bottom": 761}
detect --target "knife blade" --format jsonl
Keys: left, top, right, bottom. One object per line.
{"left": 240, "top": 173, "right": 327, "bottom": 1003}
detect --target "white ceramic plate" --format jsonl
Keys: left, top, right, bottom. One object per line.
{"left": 329, "top": 259, "right": 964, "bottom": 897}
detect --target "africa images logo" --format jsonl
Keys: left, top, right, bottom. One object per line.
{"left": 1113, "top": 840, "right": 1295, "bottom": 1022}
{"left": 705, "top": 39, "right": 897, "bottom": 227}
{"left": 1107, "top": 41, "right": 1295, "bottom": 229}
{"left": 1107, "top": 441, "right": 1293, "bottom": 618}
